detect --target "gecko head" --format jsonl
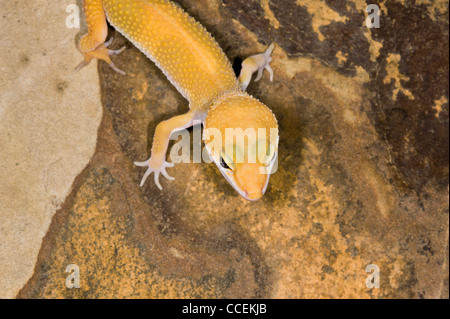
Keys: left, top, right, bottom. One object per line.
{"left": 203, "top": 92, "right": 279, "bottom": 201}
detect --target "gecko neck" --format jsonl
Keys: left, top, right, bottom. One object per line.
{"left": 207, "top": 89, "right": 249, "bottom": 113}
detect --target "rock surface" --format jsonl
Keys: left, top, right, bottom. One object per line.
{"left": 0, "top": 0, "right": 102, "bottom": 298}
{"left": 3, "top": 0, "right": 449, "bottom": 298}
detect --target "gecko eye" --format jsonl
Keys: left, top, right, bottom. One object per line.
{"left": 220, "top": 156, "right": 232, "bottom": 170}
{"left": 220, "top": 151, "right": 236, "bottom": 171}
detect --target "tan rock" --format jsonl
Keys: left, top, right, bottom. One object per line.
{"left": 0, "top": 0, "right": 102, "bottom": 298}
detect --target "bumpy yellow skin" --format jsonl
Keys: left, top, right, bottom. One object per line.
{"left": 78, "top": 0, "right": 278, "bottom": 200}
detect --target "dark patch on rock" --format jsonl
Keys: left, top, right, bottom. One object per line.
{"left": 222, "top": 0, "right": 448, "bottom": 191}
{"left": 369, "top": 1, "right": 449, "bottom": 191}
{"left": 222, "top": 0, "right": 374, "bottom": 76}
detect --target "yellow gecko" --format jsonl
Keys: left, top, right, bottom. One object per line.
{"left": 77, "top": 0, "right": 278, "bottom": 201}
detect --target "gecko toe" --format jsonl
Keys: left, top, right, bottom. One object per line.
{"left": 110, "top": 46, "right": 126, "bottom": 55}
{"left": 134, "top": 161, "right": 148, "bottom": 167}
{"left": 165, "top": 161, "right": 175, "bottom": 168}
{"left": 140, "top": 167, "right": 153, "bottom": 187}
{"left": 104, "top": 37, "right": 114, "bottom": 48}
{"left": 75, "top": 59, "right": 91, "bottom": 72}
{"left": 266, "top": 65, "right": 274, "bottom": 81}
{"left": 161, "top": 168, "right": 175, "bottom": 181}
{"left": 109, "top": 62, "right": 126, "bottom": 75}
{"left": 154, "top": 172, "right": 163, "bottom": 190}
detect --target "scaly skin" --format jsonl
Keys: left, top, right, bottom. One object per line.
{"left": 78, "top": 0, "right": 279, "bottom": 201}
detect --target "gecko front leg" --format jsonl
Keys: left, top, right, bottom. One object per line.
{"left": 135, "top": 111, "right": 199, "bottom": 190}
{"left": 238, "top": 43, "right": 275, "bottom": 91}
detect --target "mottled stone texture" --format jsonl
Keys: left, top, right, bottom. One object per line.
{"left": 0, "top": 0, "right": 102, "bottom": 298}
{"left": 18, "top": 0, "right": 448, "bottom": 298}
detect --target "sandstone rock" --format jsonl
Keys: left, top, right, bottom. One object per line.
{"left": 0, "top": 0, "right": 102, "bottom": 298}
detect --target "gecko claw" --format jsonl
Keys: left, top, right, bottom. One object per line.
{"left": 134, "top": 159, "right": 175, "bottom": 190}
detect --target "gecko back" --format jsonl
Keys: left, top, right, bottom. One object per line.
{"left": 103, "top": 0, "right": 239, "bottom": 109}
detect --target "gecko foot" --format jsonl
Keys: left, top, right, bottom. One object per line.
{"left": 254, "top": 43, "right": 275, "bottom": 83}
{"left": 76, "top": 37, "right": 127, "bottom": 75}
{"left": 134, "top": 159, "right": 175, "bottom": 190}
{"left": 239, "top": 43, "right": 275, "bottom": 91}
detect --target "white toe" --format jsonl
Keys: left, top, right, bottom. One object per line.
{"left": 154, "top": 172, "right": 163, "bottom": 190}
{"left": 161, "top": 168, "right": 175, "bottom": 181}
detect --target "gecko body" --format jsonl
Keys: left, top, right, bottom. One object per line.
{"left": 78, "top": 0, "right": 278, "bottom": 201}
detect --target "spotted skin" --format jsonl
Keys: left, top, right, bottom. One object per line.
{"left": 77, "top": 0, "right": 278, "bottom": 200}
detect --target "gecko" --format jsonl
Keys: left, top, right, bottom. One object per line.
{"left": 77, "top": 0, "right": 279, "bottom": 201}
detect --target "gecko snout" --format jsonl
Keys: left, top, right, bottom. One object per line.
{"left": 235, "top": 162, "right": 267, "bottom": 201}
